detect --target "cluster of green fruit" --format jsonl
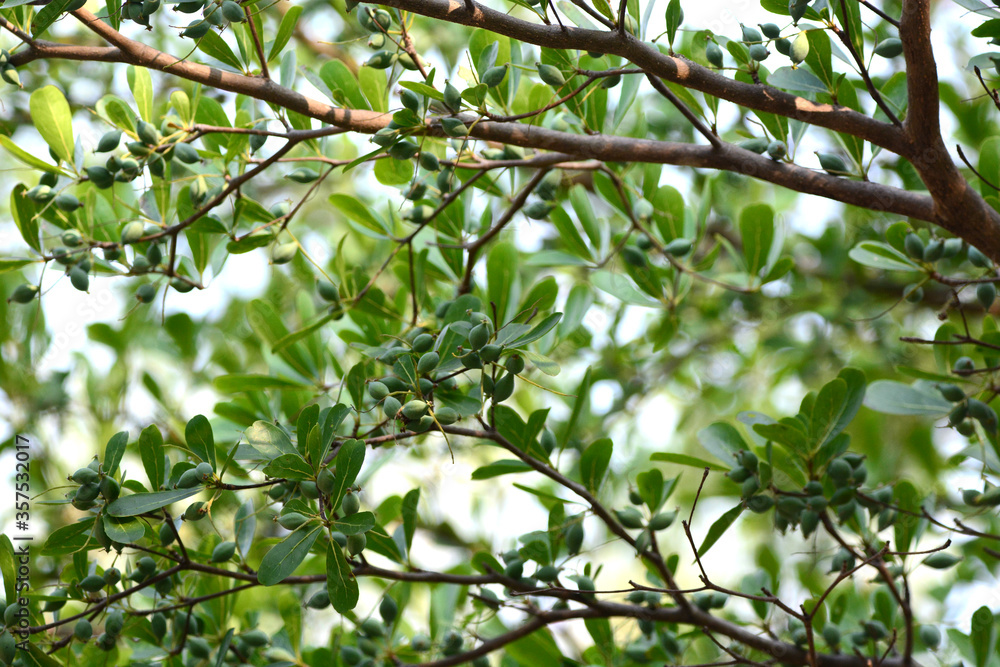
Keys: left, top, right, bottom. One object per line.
{"left": 66, "top": 460, "right": 121, "bottom": 512}
{"left": 353, "top": 6, "right": 421, "bottom": 71}
{"left": 939, "top": 366, "right": 999, "bottom": 437}
{"left": 171, "top": 0, "right": 248, "bottom": 39}
{"left": 789, "top": 616, "right": 942, "bottom": 654}
{"left": 518, "top": 171, "right": 562, "bottom": 221}
{"left": 336, "top": 597, "right": 453, "bottom": 666}
{"left": 0, "top": 48, "right": 20, "bottom": 88}
{"left": 90, "top": 119, "right": 201, "bottom": 186}
{"left": 726, "top": 450, "right": 871, "bottom": 536}
{"left": 619, "top": 589, "right": 684, "bottom": 663}
{"left": 901, "top": 231, "right": 993, "bottom": 304}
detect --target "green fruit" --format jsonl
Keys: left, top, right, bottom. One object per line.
{"left": 482, "top": 63, "right": 508, "bottom": 87}
{"left": 383, "top": 396, "right": 401, "bottom": 418}
{"left": 817, "top": 152, "right": 848, "bottom": 175}
{"left": 749, "top": 44, "right": 770, "bottom": 61}
{"left": 368, "top": 381, "right": 389, "bottom": 401}
{"left": 211, "top": 541, "right": 236, "bottom": 562}
{"left": 342, "top": 492, "right": 361, "bottom": 516}
{"left": 411, "top": 634, "right": 431, "bottom": 651}
{"left": 828, "top": 458, "right": 852, "bottom": 484}
{"left": 969, "top": 245, "right": 991, "bottom": 267}
{"left": 904, "top": 233, "right": 925, "bottom": 260}
{"left": 615, "top": 507, "right": 645, "bottom": 529}
{"left": 241, "top": 629, "right": 268, "bottom": 646}
{"left": 648, "top": 511, "right": 676, "bottom": 530}
{"left": 379, "top": 596, "right": 398, "bottom": 623}
{"left": 317, "top": 281, "right": 340, "bottom": 303}
{"left": 102, "top": 568, "right": 121, "bottom": 586}
{"left": 977, "top": 282, "right": 996, "bottom": 309}
{"left": 469, "top": 323, "right": 490, "bottom": 350}
{"left": 105, "top": 610, "right": 124, "bottom": 637}
{"left": 412, "top": 333, "right": 435, "bottom": 353}
{"left": 523, "top": 201, "right": 553, "bottom": 219}
{"left": 493, "top": 373, "right": 515, "bottom": 402}
{"left": 71, "top": 467, "right": 100, "bottom": 484}
{"left": 790, "top": 31, "right": 810, "bottom": 63}
{"left": 121, "top": 221, "right": 145, "bottom": 244}
{"left": 96, "top": 130, "right": 122, "bottom": 152}
{"left": 919, "top": 624, "right": 941, "bottom": 649}
{"left": 27, "top": 185, "right": 54, "bottom": 202}
{"left": 401, "top": 399, "right": 428, "bottom": 420}
{"left": 767, "top": 140, "right": 787, "bottom": 160}
{"left": 748, "top": 495, "right": 775, "bottom": 513}
{"left": 74, "top": 618, "right": 94, "bottom": 641}
{"left": 9, "top": 284, "right": 39, "bottom": 303}
{"left": 418, "top": 151, "right": 440, "bottom": 172}
{"left": 137, "top": 556, "right": 156, "bottom": 574}
{"left": 173, "top": 142, "right": 200, "bottom": 163}
{"left": 416, "top": 351, "right": 439, "bottom": 374}
{"left": 479, "top": 344, "right": 502, "bottom": 364}
{"left": 195, "top": 461, "right": 214, "bottom": 480}
{"left": 86, "top": 166, "right": 115, "bottom": 189}
{"left": 307, "top": 589, "right": 331, "bottom": 609}
{"left": 622, "top": 245, "right": 647, "bottom": 267}
{"left": 285, "top": 168, "right": 319, "bottom": 183}
{"left": 301, "top": 481, "right": 320, "bottom": 499}
{"left": 443, "top": 80, "right": 462, "bottom": 111}
{"left": 271, "top": 242, "right": 298, "bottom": 264}
{"left": 61, "top": 229, "right": 84, "bottom": 247}
{"left": 136, "top": 120, "right": 160, "bottom": 146}
{"left": 441, "top": 118, "right": 468, "bottom": 136}
{"left": 221, "top": 0, "right": 245, "bottom": 21}
{"left": 937, "top": 383, "right": 966, "bottom": 402}
{"left": 366, "top": 50, "right": 395, "bottom": 69}
{"left": 55, "top": 193, "right": 82, "bottom": 212}
{"left": 341, "top": 645, "right": 363, "bottom": 665}
{"left": 759, "top": 22, "right": 781, "bottom": 38}
{"left": 347, "top": 532, "right": 366, "bottom": 556}
{"left": 278, "top": 512, "right": 308, "bottom": 530}
{"left": 923, "top": 238, "right": 944, "bottom": 262}
{"left": 705, "top": 41, "right": 724, "bottom": 68}
{"left": 401, "top": 89, "right": 421, "bottom": 113}
{"left": 727, "top": 466, "right": 751, "bottom": 483}
{"left": 923, "top": 552, "right": 961, "bottom": 569}
{"left": 565, "top": 521, "right": 584, "bottom": 554}
{"left": 536, "top": 62, "right": 566, "bottom": 87}
{"left": 434, "top": 406, "right": 459, "bottom": 425}
{"left": 183, "top": 501, "right": 206, "bottom": 521}
{"left": 1, "top": 64, "right": 21, "bottom": 88}
{"left": 188, "top": 636, "right": 211, "bottom": 658}
{"left": 741, "top": 24, "right": 762, "bottom": 43}
{"left": 800, "top": 510, "right": 820, "bottom": 537}
{"left": 177, "top": 469, "right": 201, "bottom": 488}
{"left": 80, "top": 574, "right": 107, "bottom": 592}
{"left": 150, "top": 613, "right": 167, "bottom": 639}
{"left": 388, "top": 141, "right": 419, "bottom": 161}
{"left": 76, "top": 482, "right": 100, "bottom": 503}
{"left": 874, "top": 37, "right": 903, "bottom": 58}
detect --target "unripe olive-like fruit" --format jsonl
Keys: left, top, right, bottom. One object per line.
{"left": 342, "top": 492, "right": 360, "bottom": 516}
{"left": 278, "top": 512, "right": 308, "bottom": 530}
{"left": 307, "top": 589, "right": 331, "bottom": 609}
{"left": 100, "top": 476, "right": 120, "bottom": 501}
{"left": 565, "top": 521, "right": 584, "bottom": 554}
{"left": 159, "top": 522, "right": 176, "bottom": 546}
{"left": 71, "top": 467, "right": 100, "bottom": 484}
{"left": 188, "top": 636, "right": 211, "bottom": 658}
{"left": 706, "top": 40, "right": 724, "bottom": 68}
{"left": 103, "top": 567, "right": 121, "bottom": 586}
{"left": 828, "top": 458, "right": 852, "bottom": 484}
{"left": 401, "top": 399, "right": 428, "bottom": 420}
{"left": 212, "top": 541, "right": 237, "bottom": 562}
{"left": 221, "top": 0, "right": 245, "bottom": 22}
{"left": 317, "top": 468, "right": 335, "bottom": 494}
{"left": 978, "top": 282, "right": 997, "bottom": 310}
{"left": 411, "top": 634, "right": 431, "bottom": 651}
{"left": 184, "top": 501, "right": 206, "bottom": 521}
{"left": 969, "top": 246, "right": 991, "bottom": 267}
{"left": 383, "top": 396, "right": 402, "bottom": 418}
{"left": 177, "top": 469, "right": 202, "bottom": 489}
{"left": 648, "top": 511, "right": 676, "bottom": 530}
{"left": 10, "top": 284, "right": 39, "bottom": 303}
{"left": 151, "top": 613, "right": 167, "bottom": 640}
{"left": 76, "top": 482, "right": 100, "bottom": 503}
{"left": 105, "top": 610, "right": 124, "bottom": 637}
{"left": 416, "top": 351, "right": 439, "bottom": 374}
{"left": 469, "top": 323, "right": 490, "bottom": 349}
{"left": 412, "top": 333, "right": 434, "bottom": 353}
{"left": 919, "top": 625, "right": 941, "bottom": 649}
{"left": 80, "top": 575, "right": 106, "bottom": 592}
{"left": 136, "top": 284, "right": 157, "bottom": 303}
{"left": 300, "top": 480, "right": 320, "bottom": 499}
{"left": 241, "top": 629, "right": 268, "bottom": 646}
{"left": 341, "top": 645, "right": 363, "bottom": 665}
{"left": 614, "top": 507, "right": 644, "bottom": 529}
{"left": 74, "top": 618, "right": 94, "bottom": 641}
{"left": 904, "top": 233, "right": 925, "bottom": 260}
{"left": 347, "top": 532, "right": 366, "bottom": 556}
{"left": 379, "top": 595, "right": 398, "bottom": 623}
{"left": 479, "top": 344, "right": 502, "bottom": 364}
{"left": 937, "top": 383, "right": 966, "bottom": 402}
{"left": 434, "top": 406, "right": 459, "bottom": 425}
{"left": 271, "top": 242, "right": 298, "bottom": 264}
{"left": 367, "top": 381, "right": 389, "bottom": 401}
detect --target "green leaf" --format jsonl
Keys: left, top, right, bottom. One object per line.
{"left": 374, "top": 156, "right": 414, "bottom": 186}
{"left": 10, "top": 184, "right": 42, "bottom": 254}
{"left": 235, "top": 498, "right": 256, "bottom": 558}
{"left": 697, "top": 422, "right": 747, "bottom": 466}
{"left": 893, "top": 479, "right": 921, "bottom": 554}
{"left": 29, "top": 86, "right": 75, "bottom": 164}
{"left": 269, "top": 5, "right": 303, "bottom": 61}
{"left": 698, "top": 503, "right": 744, "bottom": 557}
{"left": 138, "top": 424, "right": 165, "bottom": 490}
{"left": 328, "top": 438, "right": 366, "bottom": 509}
{"left": 505, "top": 625, "right": 564, "bottom": 667}
{"left": 970, "top": 605, "right": 996, "bottom": 667}
{"left": 214, "top": 629, "right": 235, "bottom": 667}
{"left": 127, "top": 66, "right": 154, "bottom": 122}
{"left": 579, "top": 438, "right": 613, "bottom": 492}
{"left": 185, "top": 415, "right": 215, "bottom": 468}
{"left": 487, "top": 242, "right": 519, "bottom": 324}
{"left": 329, "top": 193, "right": 387, "bottom": 235}
{"left": 765, "top": 66, "right": 828, "bottom": 93}
{"left": 257, "top": 523, "right": 322, "bottom": 585}
{"left": 102, "top": 514, "right": 145, "bottom": 543}
{"left": 106, "top": 488, "right": 202, "bottom": 517}
{"left": 0, "top": 136, "right": 64, "bottom": 174}
{"left": 326, "top": 541, "right": 359, "bottom": 613}
{"left": 331, "top": 511, "right": 376, "bottom": 535}
{"left": 40, "top": 519, "right": 94, "bottom": 556}
{"left": 213, "top": 374, "right": 309, "bottom": 393}
{"left": 198, "top": 30, "right": 244, "bottom": 71}
{"left": 471, "top": 459, "right": 533, "bottom": 479}
{"left": 665, "top": 0, "right": 683, "bottom": 44}
{"left": 510, "top": 313, "right": 562, "bottom": 348}
{"left": 401, "top": 488, "right": 420, "bottom": 552}
{"left": 863, "top": 380, "right": 952, "bottom": 416}
{"left": 0, "top": 535, "right": 15, "bottom": 601}
{"left": 979, "top": 136, "right": 1000, "bottom": 198}
{"left": 31, "top": 0, "right": 73, "bottom": 36}
{"left": 104, "top": 431, "right": 128, "bottom": 478}
{"left": 312, "top": 404, "right": 352, "bottom": 470}
{"left": 0, "top": 259, "right": 34, "bottom": 275}
{"left": 740, "top": 203, "right": 774, "bottom": 278}
{"left": 263, "top": 452, "right": 314, "bottom": 480}
{"left": 319, "top": 60, "right": 371, "bottom": 110}
{"left": 650, "top": 452, "right": 728, "bottom": 471}
{"left": 810, "top": 368, "right": 866, "bottom": 449}
{"left": 848, "top": 241, "right": 920, "bottom": 272}
{"left": 591, "top": 270, "right": 662, "bottom": 307}
{"left": 244, "top": 421, "right": 299, "bottom": 460}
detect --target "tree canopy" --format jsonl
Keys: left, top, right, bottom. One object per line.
{"left": 1, "top": 0, "right": 1000, "bottom": 666}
